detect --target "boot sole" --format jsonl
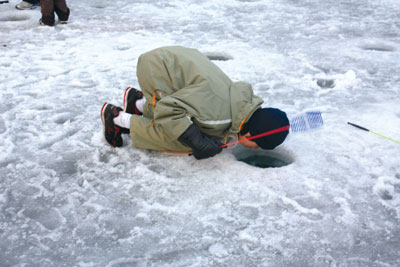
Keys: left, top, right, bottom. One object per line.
{"left": 15, "top": 5, "right": 38, "bottom": 10}
{"left": 123, "top": 87, "right": 131, "bottom": 113}
{"left": 100, "top": 102, "right": 110, "bottom": 146}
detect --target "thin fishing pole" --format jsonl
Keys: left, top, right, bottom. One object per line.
{"left": 347, "top": 122, "right": 400, "bottom": 145}
{"left": 220, "top": 125, "right": 290, "bottom": 148}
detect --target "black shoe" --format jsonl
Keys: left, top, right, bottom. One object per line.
{"left": 123, "top": 87, "right": 143, "bottom": 115}
{"left": 100, "top": 103, "right": 125, "bottom": 147}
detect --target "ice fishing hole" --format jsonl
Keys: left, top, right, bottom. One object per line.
{"left": 360, "top": 44, "right": 395, "bottom": 52}
{"left": 232, "top": 146, "right": 293, "bottom": 168}
{"left": 377, "top": 189, "right": 393, "bottom": 200}
{"left": 204, "top": 52, "right": 233, "bottom": 61}
{"left": 317, "top": 78, "right": 335, "bottom": 88}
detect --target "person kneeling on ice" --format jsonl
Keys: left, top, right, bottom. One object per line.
{"left": 101, "top": 46, "right": 289, "bottom": 159}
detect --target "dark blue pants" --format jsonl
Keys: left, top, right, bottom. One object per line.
{"left": 25, "top": 0, "right": 39, "bottom": 4}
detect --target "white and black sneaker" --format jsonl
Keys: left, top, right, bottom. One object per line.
{"left": 123, "top": 87, "right": 143, "bottom": 115}
{"left": 100, "top": 103, "right": 125, "bottom": 147}
{"left": 15, "top": 1, "right": 40, "bottom": 10}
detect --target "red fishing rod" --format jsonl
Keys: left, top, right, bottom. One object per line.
{"left": 220, "top": 125, "right": 290, "bottom": 148}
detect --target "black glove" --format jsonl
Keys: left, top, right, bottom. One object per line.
{"left": 178, "top": 124, "right": 223, "bottom": 160}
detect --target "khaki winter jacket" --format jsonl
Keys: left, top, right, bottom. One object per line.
{"left": 130, "top": 46, "right": 263, "bottom": 152}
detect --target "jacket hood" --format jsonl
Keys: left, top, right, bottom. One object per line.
{"left": 229, "top": 81, "right": 263, "bottom": 134}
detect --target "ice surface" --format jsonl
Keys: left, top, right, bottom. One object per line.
{"left": 1, "top": 0, "right": 400, "bottom": 266}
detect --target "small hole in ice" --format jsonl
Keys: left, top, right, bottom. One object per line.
{"left": 360, "top": 44, "right": 395, "bottom": 52}
{"left": 379, "top": 190, "right": 393, "bottom": 200}
{"left": 232, "top": 146, "right": 293, "bottom": 168}
{"left": 317, "top": 79, "right": 335, "bottom": 88}
{"left": 204, "top": 52, "right": 233, "bottom": 61}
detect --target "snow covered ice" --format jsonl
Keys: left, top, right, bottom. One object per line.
{"left": 1, "top": 0, "right": 400, "bottom": 266}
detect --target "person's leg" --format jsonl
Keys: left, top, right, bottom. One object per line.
{"left": 40, "top": 0, "right": 55, "bottom": 26}
{"left": 130, "top": 115, "right": 191, "bottom": 152}
{"left": 53, "top": 0, "right": 69, "bottom": 22}
{"left": 108, "top": 107, "right": 189, "bottom": 151}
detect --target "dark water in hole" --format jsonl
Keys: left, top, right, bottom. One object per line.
{"left": 238, "top": 154, "right": 289, "bottom": 168}
{"left": 317, "top": 79, "right": 335, "bottom": 88}
{"left": 233, "top": 146, "right": 293, "bottom": 168}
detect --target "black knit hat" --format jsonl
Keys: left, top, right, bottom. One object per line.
{"left": 245, "top": 108, "right": 289, "bottom": 149}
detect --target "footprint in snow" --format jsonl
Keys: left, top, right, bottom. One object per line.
{"left": 360, "top": 43, "right": 395, "bottom": 52}
{"left": 0, "top": 14, "right": 31, "bottom": 22}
